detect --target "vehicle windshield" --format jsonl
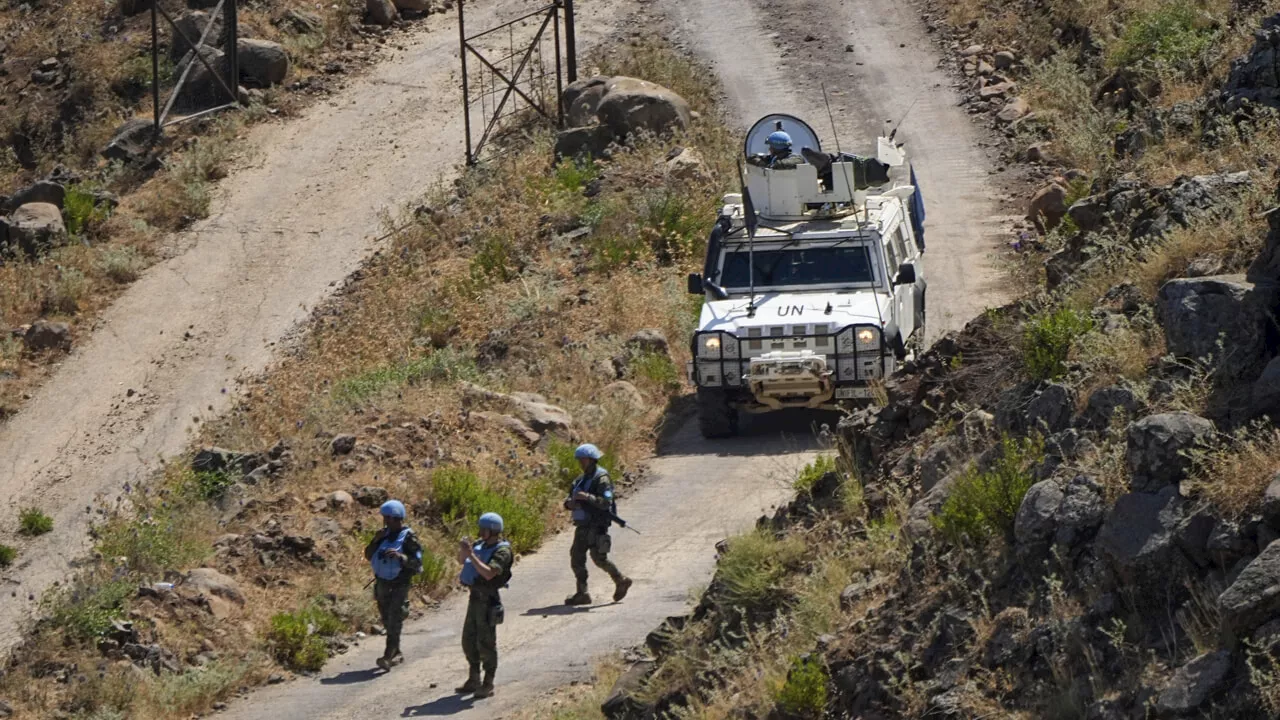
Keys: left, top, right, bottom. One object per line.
{"left": 719, "top": 245, "right": 875, "bottom": 288}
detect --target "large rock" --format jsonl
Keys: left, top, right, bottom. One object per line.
{"left": 174, "top": 46, "right": 232, "bottom": 111}
{"left": 555, "top": 125, "right": 614, "bottom": 160}
{"left": 1251, "top": 356, "right": 1280, "bottom": 418}
{"left": 1096, "top": 486, "right": 1188, "bottom": 585}
{"left": 1158, "top": 275, "right": 1275, "bottom": 380}
{"left": 1126, "top": 412, "right": 1213, "bottom": 492}
{"left": 4, "top": 181, "right": 65, "bottom": 212}
{"left": 1028, "top": 182, "right": 1069, "bottom": 233}
{"left": 1025, "top": 382, "right": 1075, "bottom": 434}
{"left": 392, "top": 0, "right": 431, "bottom": 11}
{"left": 596, "top": 77, "right": 691, "bottom": 139}
{"left": 365, "top": 0, "right": 399, "bottom": 26}
{"left": 919, "top": 438, "right": 966, "bottom": 494}
{"left": 22, "top": 320, "right": 72, "bottom": 352}
{"left": 472, "top": 411, "right": 541, "bottom": 446}
{"left": 1153, "top": 651, "right": 1233, "bottom": 716}
{"left": 1220, "top": 540, "right": 1280, "bottom": 635}
{"left": 1082, "top": 383, "right": 1143, "bottom": 430}
{"left": 626, "top": 329, "right": 670, "bottom": 356}
{"left": 600, "top": 661, "right": 656, "bottom": 720}
{"left": 563, "top": 76, "right": 611, "bottom": 127}
{"left": 599, "top": 381, "right": 645, "bottom": 413}
{"left": 1016, "top": 475, "right": 1106, "bottom": 552}
{"left": 996, "top": 96, "right": 1030, "bottom": 123}
{"left": 9, "top": 203, "right": 68, "bottom": 255}
{"left": 1262, "top": 472, "right": 1280, "bottom": 529}
{"left": 665, "top": 147, "right": 711, "bottom": 183}
{"left": 237, "top": 39, "right": 290, "bottom": 87}
{"left": 184, "top": 568, "right": 245, "bottom": 604}
{"left": 1014, "top": 480, "right": 1064, "bottom": 549}
{"left": 1221, "top": 14, "right": 1280, "bottom": 110}
{"left": 103, "top": 118, "right": 158, "bottom": 164}
{"left": 514, "top": 399, "right": 573, "bottom": 436}
{"left": 170, "top": 11, "right": 226, "bottom": 62}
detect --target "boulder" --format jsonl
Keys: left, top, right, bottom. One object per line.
{"left": 1263, "top": 472, "right": 1280, "bottom": 529}
{"left": 596, "top": 77, "right": 691, "bottom": 139}
{"left": 365, "top": 0, "right": 398, "bottom": 26}
{"left": 392, "top": 0, "right": 431, "bottom": 11}
{"left": 1025, "top": 382, "right": 1075, "bottom": 434}
{"left": 184, "top": 568, "right": 245, "bottom": 604}
{"left": 1153, "top": 651, "right": 1233, "bottom": 717}
{"left": 472, "top": 411, "right": 541, "bottom": 446}
{"left": 1158, "top": 275, "right": 1275, "bottom": 380}
{"left": 5, "top": 181, "right": 65, "bottom": 212}
{"left": 1015, "top": 480, "right": 1064, "bottom": 548}
{"left": 1096, "top": 486, "right": 1188, "bottom": 585}
{"left": 919, "top": 438, "right": 965, "bottom": 494}
{"left": 331, "top": 434, "right": 357, "bottom": 455}
{"left": 1221, "top": 14, "right": 1280, "bottom": 110}
{"left": 281, "top": 9, "right": 325, "bottom": 34}
{"left": 993, "top": 50, "right": 1017, "bottom": 70}
{"left": 599, "top": 381, "right": 645, "bottom": 413}
{"left": 103, "top": 118, "right": 158, "bottom": 164}
{"left": 626, "top": 329, "right": 670, "bottom": 356}
{"left": 170, "top": 11, "right": 225, "bottom": 62}
{"left": 1125, "top": 412, "right": 1214, "bottom": 492}
{"left": 1207, "top": 518, "right": 1256, "bottom": 570}
{"left": 665, "top": 147, "right": 711, "bottom": 183}
{"left": 328, "top": 490, "right": 354, "bottom": 509}
{"left": 1027, "top": 182, "right": 1069, "bottom": 233}
{"left": 1082, "top": 384, "right": 1143, "bottom": 430}
{"left": 9, "top": 203, "right": 68, "bottom": 255}
{"left": 175, "top": 46, "right": 232, "bottom": 111}
{"left": 1016, "top": 474, "right": 1106, "bottom": 552}
{"left": 1220, "top": 540, "right": 1280, "bottom": 634}
{"left": 514, "top": 399, "right": 573, "bottom": 436}
{"left": 354, "top": 486, "right": 389, "bottom": 507}
{"left": 600, "top": 660, "right": 656, "bottom": 720}
{"left": 555, "top": 125, "right": 614, "bottom": 160}
{"left": 1251, "top": 356, "right": 1280, "bottom": 418}
{"left": 22, "top": 320, "right": 72, "bottom": 352}
{"left": 996, "top": 96, "right": 1030, "bottom": 123}
{"left": 563, "top": 76, "right": 611, "bottom": 127}
{"left": 237, "top": 39, "right": 290, "bottom": 87}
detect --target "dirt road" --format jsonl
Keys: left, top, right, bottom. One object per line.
{"left": 665, "top": 0, "right": 1013, "bottom": 339}
{"left": 222, "top": 419, "right": 811, "bottom": 719}
{"left": 0, "top": 0, "right": 625, "bottom": 654}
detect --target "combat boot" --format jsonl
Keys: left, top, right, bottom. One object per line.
{"left": 473, "top": 672, "right": 495, "bottom": 699}
{"left": 455, "top": 668, "right": 481, "bottom": 694}
{"left": 376, "top": 651, "right": 404, "bottom": 670}
{"left": 564, "top": 591, "right": 592, "bottom": 606}
{"left": 613, "top": 577, "right": 633, "bottom": 602}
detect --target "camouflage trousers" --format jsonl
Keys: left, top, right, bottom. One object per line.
{"left": 374, "top": 579, "right": 410, "bottom": 659}
{"left": 462, "top": 591, "right": 500, "bottom": 674}
{"left": 570, "top": 525, "right": 623, "bottom": 593}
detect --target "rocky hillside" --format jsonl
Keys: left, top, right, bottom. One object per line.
{"left": 590, "top": 6, "right": 1280, "bottom": 720}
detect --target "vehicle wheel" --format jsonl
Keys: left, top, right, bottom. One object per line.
{"left": 697, "top": 388, "right": 738, "bottom": 438}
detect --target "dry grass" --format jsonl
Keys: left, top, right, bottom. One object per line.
{"left": 1187, "top": 424, "right": 1280, "bottom": 520}
{"left": 508, "top": 657, "right": 624, "bottom": 720}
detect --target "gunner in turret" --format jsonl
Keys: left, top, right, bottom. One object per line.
{"left": 748, "top": 130, "right": 803, "bottom": 169}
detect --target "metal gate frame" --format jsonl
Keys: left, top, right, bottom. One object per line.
{"left": 458, "top": 0, "right": 577, "bottom": 165}
{"left": 150, "top": 0, "right": 241, "bottom": 137}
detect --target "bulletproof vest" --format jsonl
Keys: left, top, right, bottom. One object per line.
{"left": 571, "top": 468, "right": 615, "bottom": 525}
{"left": 371, "top": 527, "right": 412, "bottom": 581}
{"left": 460, "top": 540, "right": 512, "bottom": 588}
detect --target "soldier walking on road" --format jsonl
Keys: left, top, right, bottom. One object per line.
{"left": 364, "top": 500, "right": 423, "bottom": 671}
{"left": 456, "top": 512, "right": 513, "bottom": 699}
{"left": 564, "top": 444, "right": 632, "bottom": 606}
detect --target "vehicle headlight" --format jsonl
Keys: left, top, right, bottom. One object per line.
{"left": 856, "top": 328, "right": 879, "bottom": 348}
{"left": 703, "top": 336, "right": 721, "bottom": 352}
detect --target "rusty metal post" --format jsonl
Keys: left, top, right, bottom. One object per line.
{"left": 459, "top": 0, "right": 474, "bottom": 165}
{"left": 224, "top": 0, "right": 239, "bottom": 103}
{"left": 553, "top": 2, "right": 563, "bottom": 127}
{"left": 151, "top": 0, "right": 161, "bottom": 137}
{"left": 564, "top": 0, "right": 576, "bottom": 82}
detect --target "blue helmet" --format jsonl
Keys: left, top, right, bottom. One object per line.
{"left": 574, "top": 443, "right": 604, "bottom": 460}
{"left": 379, "top": 500, "right": 406, "bottom": 519}
{"left": 478, "top": 512, "right": 504, "bottom": 532}
{"left": 766, "top": 131, "right": 792, "bottom": 150}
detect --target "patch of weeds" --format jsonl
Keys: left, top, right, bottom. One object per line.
{"left": 183, "top": 469, "right": 235, "bottom": 500}
{"left": 630, "top": 350, "right": 680, "bottom": 393}
{"left": 95, "top": 496, "right": 211, "bottom": 575}
{"left": 267, "top": 604, "right": 345, "bottom": 671}
{"left": 1022, "top": 306, "right": 1094, "bottom": 381}
{"left": 64, "top": 184, "right": 111, "bottom": 238}
{"left": 775, "top": 655, "right": 829, "bottom": 718}
{"left": 643, "top": 190, "right": 706, "bottom": 264}
{"left": 553, "top": 156, "right": 601, "bottom": 194}
{"left": 1107, "top": 1, "right": 1220, "bottom": 79}
{"left": 333, "top": 349, "right": 478, "bottom": 405}
{"left": 48, "top": 580, "right": 135, "bottom": 641}
{"left": 0, "top": 544, "right": 15, "bottom": 567}
{"left": 45, "top": 267, "right": 89, "bottom": 315}
{"left": 794, "top": 455, "right": 836, "bottom": 496}
{"left": 412, "top": 545, "right": 451, "bottom": 591}
{"left": 147, "top": 660, "right": 252, "bottom": 717}
{"left": 430, "top": 467, "right": 551, "bottom": 553}
{"left": 1246, "top": 640, "right": 1280, "bottom": 716}
{"left": 716, "top": 530, "right": 806, "bottom": 611}
{"left": 933, "top": 434, "right": 1045, "bottom": 545}
{"left": 19, "top": 507, "right": 53, "bottom": 536}
{"left": 546, "top": 439, "right": 618, "bottom": 489}
{"left": 1188, "top": 423, "right": 1280, "bottom": 519}
{"left": 1023, "top": 53, "right": 1122, "bottom": 173}
{"left": 95, "top": 245, "right": 145, "bottom": 284}
{"left": 470, "top": 235, "right": 523, "bottom": 282}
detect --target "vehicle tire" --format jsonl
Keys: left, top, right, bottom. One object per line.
{"left": 697, "top": 388, "right": 738, "bottom": 438}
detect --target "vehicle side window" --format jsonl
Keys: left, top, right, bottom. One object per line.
{"left": 884, "top": 237, "right": 900, "bottom": 275}
{"left": 891, "top": 225, "right": 910, "bottom": 263}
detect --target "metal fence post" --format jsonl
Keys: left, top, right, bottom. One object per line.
{"left": 459, "top": 0, "right": 473, "bottom": 165}
{"left": 564, "top": 0, "right": 576, "bottom": 82}
{"left": 151, "top": 1, "right": 161, "bottom": 137}
{"left": 225, "top": 0, "right": 239, "bottom": 103}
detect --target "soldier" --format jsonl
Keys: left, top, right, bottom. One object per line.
{"left": 364, "top": 499, "right": 423, "bottom": 671}
{"left": 747, "top": 130, "right": 803, "bottom": 170}
{"left": 456, "top": 512, "right": 513, "bottom": 699}
{"left": 563, "top": 444, "right": 632, "bottom": 606}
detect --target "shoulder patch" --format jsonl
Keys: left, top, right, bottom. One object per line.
{"left": 603, "top": 489, "right": 614, "bottom": 499}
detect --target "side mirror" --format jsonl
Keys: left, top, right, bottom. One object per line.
{"left": 687, "top": 273, "right": 704, "bottom": 295}
{"left": 894, "top": 263, "right": 916, "bottom": 286}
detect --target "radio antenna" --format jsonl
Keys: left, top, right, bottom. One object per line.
{"left": 821, "top": 83, "right": 864, "bottom": 225}
{"left": 887, "top": 95, "right": 921, "bottom": 143}
{"left": 738, "top": 159, "right": 759, "bottom": 318}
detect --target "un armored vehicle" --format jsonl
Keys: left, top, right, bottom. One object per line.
{"left": 686, "top": 114, "right": 927, "bottom": 438}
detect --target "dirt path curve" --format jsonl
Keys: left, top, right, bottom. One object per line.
{"left": 0, "top": 0, "right": 625, "bottom": 655}
{"left": 221, "top": 420, "right": 811, "bottom": 720}
{"left": 664, "top": 0, "right": 1015, "bottom": 340}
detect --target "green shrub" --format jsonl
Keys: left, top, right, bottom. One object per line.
{"left": 50, "top": 580, "right": 135, "bottom": 641}
{"left": 553, "top": 156, "right": 601, "bottom": 193}
{"left": 0, "top": 544, "right": 15, "bottom": 567}
{"left": 630, "top": 351, "right": 680, "bottom": 393}
{"left": 19, "top": 507, "right": 53, "bottom": 536}
{"left": 716, "top": 530, "right": 806, "bottom": 610}
{"left": 933, "top": 435, "right": 1045, "bottom": 545}
{"left": 412, "top": 545, "right": 451, "bottom": 590}
{"left": 267, "top": 605, "right": 345, "bottom": 671}
{"left": 470, "top": 235, "right": 522, "bottom": 282}
{"left": 183, "top": 469, "right": 235, "bottom": 500}
{"left": 546, "top": 439, "right": 618, "bottom": 489}
{"left": 64, "top": 184, "right": 110, "bottom": 238}
{"left": 1108, "top": 1, "right": 1219, "bottom": 78}
{"left": 644, "top": 190, "right": 705, "bottom": 264}
{"left": 96, "top": 245, "right": 145, "bottom": 284}
{"left": 776, "top": 655, "right": 829, "bottom": 718}
{"left": 334, "top": 350, "right": 478, "bottom": 404}
{"left": 95, "top": 504, "right": 211, "bottom": 576}
{"left": 46, "top": 267, "right": 88, "bottom": 314}
{"left": 1022, "top": 307, "right": 1093, "bottom": 381}
{"left": 794, "top": 455, "right": 837, "bottom": 495}
{"left": 430, "top": 467, "right": 551, "bottom": 553}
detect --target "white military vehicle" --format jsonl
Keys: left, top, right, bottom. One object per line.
{"left": 686, "top": 114, "right": 927, "bottom": 438}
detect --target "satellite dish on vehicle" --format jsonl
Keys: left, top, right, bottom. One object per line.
{"left": 744, "top": 114, "right": 822, "bottom": 159}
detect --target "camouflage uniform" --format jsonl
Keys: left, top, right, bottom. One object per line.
{"left": 461, "top": 541, "right": 513, "bottom": 680}
{"left": 567, "top": 467, "right": 629, "bottom": 599}
{"left": 364, "top": 527, "right": 423, "bottom": 663}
